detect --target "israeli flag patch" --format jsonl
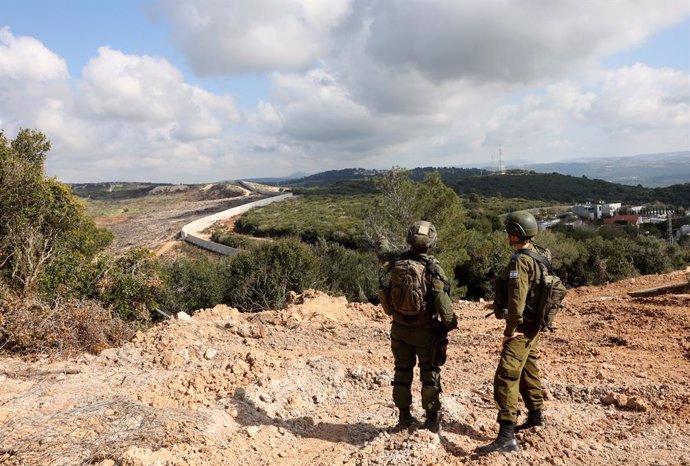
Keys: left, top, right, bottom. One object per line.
{"left": 509, "top": 270, "right": 519, "bottom": 279}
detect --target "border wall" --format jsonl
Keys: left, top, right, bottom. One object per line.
{"left": 180, "top": 193, "right": 293, "bottom": 256}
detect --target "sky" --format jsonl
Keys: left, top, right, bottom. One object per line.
{"left": 1, "top": 0, "right": 689, "bottom": 183}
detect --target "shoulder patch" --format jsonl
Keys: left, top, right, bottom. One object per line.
{"left": 509, "top": 270, "right": 519, "bottom": 279}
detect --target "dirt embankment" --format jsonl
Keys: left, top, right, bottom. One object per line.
{"left": 1, "top": 272, "right": 689, "bottom": 465}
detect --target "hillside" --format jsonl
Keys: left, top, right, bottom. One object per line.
{"left": 450, "top": 171, "right": 690, "bottom": 206}
{"left": 1, "top": 271, "right": 689, "bottom": 465}
{"left": 524, "top": 151, "right": 690, "bottom": 188}
{"left": 283, "top": 168, "right": 690, "bottom": 207}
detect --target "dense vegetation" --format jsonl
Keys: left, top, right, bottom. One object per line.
{"left": 450, "top": 170, "right": 690, "bottom": 206}
{"left": 234, "top": 195, "right": 374, "bottom": 248}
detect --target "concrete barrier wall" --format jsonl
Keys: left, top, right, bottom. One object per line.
{"left": 181, "top": 193, "right": 293, "bottom": 256}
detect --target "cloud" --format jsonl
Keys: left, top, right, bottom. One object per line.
{"left": 269, "top": 69, "right": 380, "bottom": 142}
{"left": 362, "top": 0, "right": 689, "bottom": 83}
{"left": 0, "top": 27, "right": 72, "bottom": 138}
{"left": 154, "top": 0, "right": 352, "bottom": 74}
{"left": 592, "top": 63, "right": 690, "bottom": 130}
{"left": 81, "top": 47, "right": 239, "bottom": 140}
{"left": 2, "top": 1, "right": 689, "bottom": 182}
{"left": 0, "top": 27, "right": 68, "bottom": 81}
{"left": 0, "top": 32, "right": 246, "bottom": 182}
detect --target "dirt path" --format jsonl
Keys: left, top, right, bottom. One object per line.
{"left": 1, "top": 272, "right": 689, "bottom": 465}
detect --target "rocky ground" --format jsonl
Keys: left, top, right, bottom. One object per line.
{"left": 1, "top": 271, "right": 689, "bottom": 465}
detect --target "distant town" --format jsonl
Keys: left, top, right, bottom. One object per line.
{"left": 540, "top": 202, "right": 689, "bottom": 242}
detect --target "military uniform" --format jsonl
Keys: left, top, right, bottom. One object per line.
{"left": 387, "top": 253, "right": 456, "bottom": 414}
{"left": 477, "top": 210, "right": 546, "bottom": 454}
{"left": 375, "top": 223, "right": 457, "bottom": 431}
{"left": 494, "top": 244, "right": 544, "bottom": 423}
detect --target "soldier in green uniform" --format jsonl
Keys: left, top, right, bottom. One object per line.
{"left": 477, "top": 211, "right": 546, "bottom": 454}
{"left": 376, "top": 221, "right": 458, "bottom": 433}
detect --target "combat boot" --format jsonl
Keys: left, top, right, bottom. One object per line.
{"left": 393, "top": 408, "right": 418, "bottom": 431}
{"left": 515, "top": 409, "right": 544, "bottom": 432}
{"left": 423, "top": 411, "right": 440, "bottom": 433}
{"left": 476, "top": 421, "right": 521, "bottom": 454}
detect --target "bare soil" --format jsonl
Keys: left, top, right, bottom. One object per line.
{"left": 1, "top": 271, "right": 689, "bottom": 465}
{"left": 93, "top": 194, "right": 263, "bottom": 254}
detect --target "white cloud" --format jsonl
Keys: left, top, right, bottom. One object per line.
{"left": 81, "top": 46, "right": 239, "bottom": 140}
{"left": 154, "top": 0, "right": 352, "bottom": 74}
{"left": 270, "top": 69, "right": 380, "bottom": 142}
{"left": 0, "top": 27, "right": 68, "bottom": 81}
{"left": 0, "top": 32, "right": 247, "bottom": 182}
{"left": 592, "top": 63, "right": 690, "bottom": 130}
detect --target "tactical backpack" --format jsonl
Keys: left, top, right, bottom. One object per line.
{"left": 379, "top": 253, "right": 433, "bottom": 317}
{"left": 519, "top": 247, "right": 568, "bottom": 331}
{"left": 492, "top": 246, "right": 568, "bottom": 331}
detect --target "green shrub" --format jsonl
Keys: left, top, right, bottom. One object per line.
{"left": 235, "top": 195, "right": 372, "bottom": 248}
{"left": 0, "top": 129, "right": 112, "bottom": 297}
{"left": 314, "top": 242, "right": 380, "bottom": 302}
{"left": 95, "top": 248, "right": 163, "bottom": 322}
{"left": 159, "top": 256, "right": 227, "bottom": 315}
{"left": 455, "top": 231, "right": 512, "bottom": 299}
{"left": 224, "top": 239, "right": 319, "bottom": 311}
{"left": 210, "top": 230, "right": 257, "bottom": 249}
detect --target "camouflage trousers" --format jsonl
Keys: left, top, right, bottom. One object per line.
{"left": 390, "top": 322, "right": 442, "bottom": 413}
{"left": 494, "top": 331, "right": 543, "bottom": 423}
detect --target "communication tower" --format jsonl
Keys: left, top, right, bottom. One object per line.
{"left": 498, "top": 144, "right": 506, "bottom": 174}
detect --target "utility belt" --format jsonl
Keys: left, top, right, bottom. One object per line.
{"left": 392, "top": 311, "right": 435, "bottom": 328}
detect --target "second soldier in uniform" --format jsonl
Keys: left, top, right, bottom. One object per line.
{"left": 477, "top": 211, "right": 546, "bottom": 454}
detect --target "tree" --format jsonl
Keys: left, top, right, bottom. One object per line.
{"left": 363, "top": 169, "right": 470, "bottom": 293}
{"left": 0, "top": 129, "right": 111, "bottom": 297}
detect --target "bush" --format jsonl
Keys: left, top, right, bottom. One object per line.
{"left": 0, "top": 129, "right": 113, "bottom": 299}
{"left": 210, "top": 230, "right": 259, "bottom": 249}
{"left": 0, "top": 297, "right": 135, "bottom": 356}
{"left": 95, "top": 248, "right": 164, "bottom": 323}
{"left": 224, "top": 239, "right": 319, "bottom": 311}
{"left": 159, "top": 256, "right": 227, "bottom": 315}
{"left": 234, "top": 195, "right": 372, "bottom": 248}
{"left": 314, "top": 241, "right": 380, "bottom": 302}
{"left": 455, "top": 231, "right": 512, "bottom": 299}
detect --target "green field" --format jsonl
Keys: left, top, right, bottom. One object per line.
{"left": 234, "top": 195, "right": 376, "bottom": 248}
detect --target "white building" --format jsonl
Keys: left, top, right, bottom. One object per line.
{"left": 572, "top": 202, "right": 621, "bottom": 220}
{"left": 602, "top": 203, "right": 622, "bottom": 217}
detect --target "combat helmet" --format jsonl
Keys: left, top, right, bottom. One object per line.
{"left": 504, "top": 211, "right": 538, "bottom": 238}
{"left": 406, "top": 220, "right": 438, "bottom": 249}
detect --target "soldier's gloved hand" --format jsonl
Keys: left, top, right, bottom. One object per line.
{"left": 494, "top": 308, "right": 507, "bottom": 320}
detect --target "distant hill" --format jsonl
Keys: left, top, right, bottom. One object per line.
{"left": 283, "top": 167, "right": 690, "bottom": 207}
{"left": 284, "top": 168, "right": 384, "bottom": 187}
{"left": 71, "top": 182, "right": 168, "bottom": 200}
{"left": 519, "top": 151, "right": 690, "bottom": 187}
{"left": 245, "top": 172, "right": 309, "bottom": 184}
{"left": 450, "top": 170, "right": 689, "bottom": 206}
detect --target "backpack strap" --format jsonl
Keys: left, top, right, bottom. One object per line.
{"left": 516, "top": 248, "right": 554, "bottom": 274}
